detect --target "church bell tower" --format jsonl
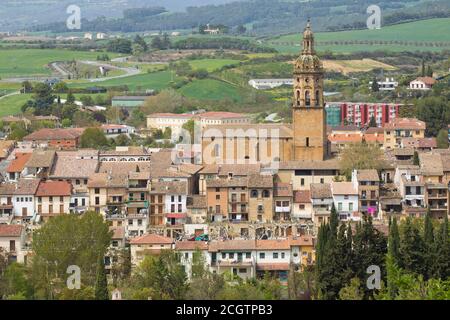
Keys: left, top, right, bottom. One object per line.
{"left": 292, "top": 20, "right": 327, "bottom": 161}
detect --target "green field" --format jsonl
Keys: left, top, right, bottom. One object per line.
{"left": 268, "top": 18, "right": 450, "bottom": 53}
{"left": 0, "top": 93, "right": 30, "bottom": 116}
{"left": 179, "top": 79, "right": 243, "bottom": 102}
{"left": 188, "top": 59, "right": 240, "bottom": 72}
{"left": 68, "top": 70, "right": 176, "bottom": 91}
{"left": 0, "top": 49, "right": 120, "bottom": 78}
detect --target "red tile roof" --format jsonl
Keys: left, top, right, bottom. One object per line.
{"left": 414, "top": 77, "right": 436, "bottom": 86}
{"left": 294, "top": 190, "right": 311, "bottom": 203}
{"left": 384, "top": 118, "right": 426, "bottom": 130}
{"left": 0, "top": 224, "right": 23, "bottom": 237}
{"left": 175, "top": 241, "right": 208, "bottom": 250}
{"left": 130, "top": 233, "right": 174, "bottom": 245}
{"left": 24, "top": 128, "right": 84, "bottom": 141}
{"left": 36, "top": 180, "right": 72, "bottom": 197}
{"left": 6, "top": 152, "right": 32, "bottom": 173}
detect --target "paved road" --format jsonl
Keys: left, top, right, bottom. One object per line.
{"left": 78, "top": 60, "right": 141, "bottom": 82}
{"left": 0, "top": 90, "right": 20, "bottom": 100}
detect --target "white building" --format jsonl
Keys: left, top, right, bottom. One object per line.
{"left": 394, "top": 166, "right": 425, "bottom": 208}
{"left": 369, "top": 77, "right": 398, "bottom": 91}
{"left": 96, "top": 33, "right": 107, "bottom": 39}
{"left": 12, "top": 179, "right": 40, "bottom": 220}
{"left": 409, "top": 77, "right": 436, "bottom": 90}
{"left": 126, "top": 213, "right": 149, "bottom": 238}
{"left": 331, "top": 182, "right": 359, "bottom": 221}
{"left": 0, "top": 224, "right": 27, "bottom": 263}
{"left": 84, "top": 33, "right": 93, "bottom": 40}
{"left": 101, "top": 124, "right": 136, "bottom": 138}
{"left": 248, "top": 79, "right": 293, "bottom": 90}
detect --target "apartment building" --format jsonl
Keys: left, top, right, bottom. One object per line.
{"left": 330, "top": 181, "right": 359, "bottom": 221}
{"left": 35, "top": 180, "right": 72, "bottom": 220}
{"left": 384, "top": 118, "right": 426, "bottom": 150}
{"left": 352, "top": 169, "right": 380, "bottom": 217}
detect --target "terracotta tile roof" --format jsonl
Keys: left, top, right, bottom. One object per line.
{"left": 208, "top": 240, "right": 256, "bottom": 252}
{"left": 419, "top": 153, "right": 444, "bottom": 176}
{"left": 23, "top": 128, "right": 84, "bottom": 141}
{"left": 88, "top": 172, "right": 128, "bottom": 188}
{"left": 331, "top": 182, "right": 358, "bottom": 195}
{"left": 110, "top": 226, "right": 125, "bottom": 240}
{"left": 294, "top": 190, "right": 311, "bottom": 203}
{"left": 206, "top": 177, "right": 248, "bottom": 188}
{"left": 36, "top": 180, "right": 72, "bottom": 197}
{"left": 0, "top": 224, "right": 23, "bottom": 237}
{"left": 100, "top": 146, "right": 148, "bottom": 156}
{"left": 25, "top": 150, "right": 56, "bottom": 168}
{"left": 414, "top": 77, "right": 436, "bottom": 85}
{"left": 256, "top": 239, "right": 290, "bottom": 250}
{"left": 364, "top": 133, "right": 384, "bottom": 143}
{"left": 7, "top": 152, "right": 32, "bottom": 173}
{"left": 130, "top": 233, "right": 173, "bottom": 245}
{"left": 0, "top": 140, "right": 15, "bottom": 158}
{"left": 199, "top": 111, "right": 248, "bottom": 119}
{"left": 356, "top": 169, "right": 380, "bottom": 181}
{"left": 384, "top": 118, "right": 426, "bottom": 130}
{"left": 364, "top": 127, "right": 384, "bottom": 134}
{"left": 187, "top": 195, "right": 207, "bottom": 208}
{"left": 50, "top": 150, "right": 99, "bottom": 178}
{"left": 0, "top": 183, "right": 17, "bottom": 195}
{"left": 330, "top": 125, "right": 360, "bottom": 132}
{"left": 273, "top": 183, "right": 293, "bottom": 197}
{"left": 289, "top": 235, "right": 314, "bottom": 246}
{"left": 149, "top": 181, "right": 187, "bottom": 194}
{"left": 310, "top": 183, "right": 332, "bottom": 199}
{"left": 175, "top": 241, "right": 208, "bottom": 250}
{"left": 179, "top": 163, "right": 203, "bottom": 175}
{"left": 393, "top": 148, "right": 415, "bottom": 156}
{"left": 402, "top": 137, "right": 437, "bottom": 149}
{"left": 14, "top": 178, "right": 40, "bottom": 195}
{"left": 248, "top": 174, "right": 273, "bottom": 188}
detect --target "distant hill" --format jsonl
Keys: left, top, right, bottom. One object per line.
{"left": 0, "top": 0, "right": 238, "bottom": 31}
{"left": 267, "top": 18, "right": 450, "bottom": 53}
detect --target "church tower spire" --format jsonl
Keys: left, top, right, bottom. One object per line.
{"left": 292, "top": 20, "right": 327, "bottom": 161}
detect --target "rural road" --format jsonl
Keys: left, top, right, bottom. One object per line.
{"left": 0, "top": 90, "right": 20, "bottom": 100}
{"left": 78, "top": 60, "right": 141, "bottom": 82}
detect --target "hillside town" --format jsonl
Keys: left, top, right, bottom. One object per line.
{"left": 0, "top": 21, "right": 449, "bottom": 301}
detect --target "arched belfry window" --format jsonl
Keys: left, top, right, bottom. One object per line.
{"left": 305, "top": 91, "right": 310, "bottom": 106}
{"left": 315, "top": 90, "right": 320, "bottom": 106}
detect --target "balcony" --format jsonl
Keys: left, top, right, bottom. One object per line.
{"left": 275, "top": 206, "right": 291, "bottom": 213}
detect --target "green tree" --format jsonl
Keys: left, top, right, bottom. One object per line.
{"left": 66, "top": 92, "right": 76, "bottom": 105}
{"left": 61, "top": 118, "right": 72, "bottom": 128}
{"left": 134, "top": 35, "right": 148, "bottom": 52}
{"left": 80, "top": 127, "right": 109, "bottom": 148}
{"left": 0, "top": 262, "right": 33, "bottom": 299}
{"left": 388, "top": 217, "right": 401, "bottom": 265}
{"left": 413, "top": 151, "right": 420, "bottom": 166}
{"left": 434, "top": 215, "right": 450, "bottom": 279}
{"left": 423, "top": 209, "right": 435, "bottom": 279}
{"left": 339, "top": 142, "right": 384, "bottom": 180}
{"left": 399, "top": 217, "right": 426, "bottom": 276}
{"left": 339, "top": 277, "right": 363, "bottom": 300}
{"left": 371, "top": 77, "right": 379, "bottom": 92}
{"left": 115, "top": 134, "right": 131, "bottom": 146}
{"left": 31, "top": 212, "right": 112, "bottom": 298}
{"left": 436, "top": 129, "right": 449, "bottom": 149}
{"left": 53, "top": 82, "right": 69, "bottom": 93}
{"left": 95, "top": 256, "right": 109, "bottom": 300}
{"left": 133, "top": 250, "right": 188, "bottom": 300}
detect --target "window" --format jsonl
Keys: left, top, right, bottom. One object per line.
{"left": 305, "top": 91, "right": 310, "bottom": 106}
{"left": 137, "top": 219, "right": 142, "bottom": 226}
{"left": 95, "top": 188, "right": 100, "bottom": 194}
{"left": 128, "top": 220, "right": 133, "bottom": 226}
{"left": 306, "top": 137, "right": 309, "bottom": 147}
{"left": 76, "top": 179, "right": 80, "bottom": 185}
{"left": 320, "top": 178, "right": 324, "bottom": 184}
{"left": 299, "top": 204, "right": 305, "bottom": 210}
{"left": 251, "top": 190, "right": 258, "bottom": 198}
{"left": 349, "top": 202, "right": 353, "bottom": 211}
{"left": 262, "top": 190, "right": 270, "bottom": 198}
{"left": 245, "top": 252, "right": 251, "bottom": 259}
{"left": 338, "top": 202, "right": 342, "bottom": 211}
{"left": 301, "top": 178, "right": 305, "bottom": 186}
{"left": 171, "top": 195, "right": 175, "bottom": 202}
{"left": 239, "top": 268, "right": 246, "bottom": 273}
{"left": 281, "top": 252, "right": 285, "bottom": 259}
{"left": 259, "top": 252, "right": 265, "bottom": 259}
{"left": 216, "top": 194, "right": 220, "bottom": 200}
{"left": 222, "top": 253, "right": 226, "bottom": 259}
{"left": 273, "top": 252, "right": 279, "bottom": 259}
{"left": 229, "top": 253, "right": 234, "bottom": 259}
{"left": 60, "top": 196, "right": 63, "bottom": 202}
{"left": 215, "top": 188, "right": 220, "bottom": 192}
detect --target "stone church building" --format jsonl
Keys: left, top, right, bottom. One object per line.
{"left": 201, "top": 21, "right": 329, "bottom": 165}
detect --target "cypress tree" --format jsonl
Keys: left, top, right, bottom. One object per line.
{"left": 95, "top": 255, "right": 109, "bottom": 300}
{"left": 371, "top": 77, "right": 379, "bottom": 92}
{"left": 434, "top": 215, "right": 450, "bottom": 279}
{"left": 399, "top": 218, "right": 426, "bottom": 277}
{"left": 388, "top": 217, "right": 401, "bottom": 265}
{"left": 413, "top": 151, "right": 419, "bottom": 166}
{"left": 421, "top": 60, "right": 425, "bottom": 77}
{"left": 423, "top": 209, "right": 435, "bottom": 279}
